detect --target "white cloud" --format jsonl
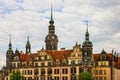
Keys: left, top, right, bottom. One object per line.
{"left": 0, "top": 0, "right": 120, "bottom": 68}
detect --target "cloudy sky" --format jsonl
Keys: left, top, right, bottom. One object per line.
{"left": 0, "top": 0, "right": 120, "bottom": 68}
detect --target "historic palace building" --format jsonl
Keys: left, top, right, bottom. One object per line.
{"left": 0, "top": 6, "right": 120, "bottom": 80}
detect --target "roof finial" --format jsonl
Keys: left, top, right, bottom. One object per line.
{"left": 49, "top": 3, "right": 54, "bottom": 24}
{"left": 76, "top": 41, "right": 78, "bottom": 46}
{"left": 27, "top": 36, "right": 29, "bottom": 42}
{"left": 86, "top": 20, "right": 89, "bottom": 32}
{"left": 9, "top": 34, "right": 11, "bottom": 43}
{"left": 51, "top": 3, "right": 53, "bottom": 21}
{"left": 8, "top": 34, "right": 12, "bottom": 49}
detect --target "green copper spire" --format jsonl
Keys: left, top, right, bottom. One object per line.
{"left": 26, "top": 36, "right": 31, "bottom": 53}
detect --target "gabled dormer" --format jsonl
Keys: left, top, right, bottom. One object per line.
{"left": 99, "top": 49, "right": 109, "bottom": 61}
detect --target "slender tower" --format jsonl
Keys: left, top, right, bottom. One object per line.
{"left": 45, "top": 4, "right": 58, "bottom": 50}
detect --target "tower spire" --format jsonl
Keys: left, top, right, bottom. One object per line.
{"left": 85, "top": 20, "right": 89, "bottom": 41}
{"left": 86, "top": 20, "right": 88, "bottom": 32}
{"left": 9, "top": 34, "right": 12, "bottom": 49}
{"left": 27, "top": 36, "right": 29, "bottom": 43}
{"left": 49, "top": 3, "right": 54, "bottom": 24}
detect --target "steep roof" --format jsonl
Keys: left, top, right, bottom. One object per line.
{"left": 47, "top": 49, "right": 73, "bottom": 61}
{"left": 93, "top": 53, "right": 113, "bottom": 59}
{"left": 20, "top": 53, "right": 38, "bottom": 64}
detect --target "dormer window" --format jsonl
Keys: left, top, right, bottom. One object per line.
{"left": 62, "top": 59, "right": 67, "bottom": 65}
{"left": 56, "top": 59, "right": 60, "bottom": 65}
{"left": 100, "top": 55, "right": 106, "bottom": 60}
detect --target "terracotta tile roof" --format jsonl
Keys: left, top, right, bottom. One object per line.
{"left": 47, "top": 49, "right": 73, "bottom": 61}
{"left": 20, "top": 53, "right": 38, "bottom": 64}
{"left": 93, "top": 53, "right": 113, "bottom": 59}
{"left": 107, "top": 53, "right": 113, "bottom": 59}
{"left": 93, "top": 54, "right": 100, "bottom": 59}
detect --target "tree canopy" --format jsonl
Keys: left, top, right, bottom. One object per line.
{"left": 79, "top": 72, "right": 92, "bottom": 80}
{"left": 10, "top": 70, "right": 23, "bottom": 80}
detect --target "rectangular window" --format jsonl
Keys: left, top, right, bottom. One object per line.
{"left": 28, "top": 77, "right": 32, "bottom": 80}
{"left": 104, "top": 70, "right": 106, "bottom": 75}
{"left": 99, "top": 70, "right": 103, "bottom": 75}
{"left": 54, "top": 69, "right": 56, "bottom": 74}
{"left": 104, "top": 76, "right": 106, "bottom": 80}
{"left": 48, "top": 62, "right": 51, "bottom": 66}
{"left": 57, "top": 69, "right": 59, "bottom": 74}
{"left": 54, "top": 76, "right": 59, "bottom": 80}
{"left": 71, "top": 68, "right": 76, "bottom": 74}
{"left": 70, "top": 76, "right": 76, "bottom": 80}
{"left": 96, "top": 70, "right": 98, "bottom": 75}
{"left": 62, "top": 68, "right": 68, "bottom": 74}
{"left": 95, "top": 76, "right": 98, "bottom": 80}
{"left": 41, "top": 62, "right": 45, "bottom": 67}
{"left": 34, "top": 77, "right": 39, "bottom": 80}
{"left": 71, "top": 60, "right": 75, "bottom": 65}
{"left": 62, "top": 76, "right": 68, "bottom": 80}
{"left": 28, "top": 70, "right": 32, "bottom": 75}
{"left": 48, "top": 76, "right": 52, "bottom": 80}
{"left": 54, "top": 69, "right": 59, "bottom": 74}
{"left": 40, "top": 76, "right": 45, "bottom": 80}
{"left": 99, "top": 76, "right": 102, "bottom": 80}
{"left": 22, "top": 70, "right": 26, "bottom": 75}
{"left": 35, "top": 63, "right": 38, "bottom": 67}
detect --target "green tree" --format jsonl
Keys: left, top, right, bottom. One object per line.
{"left": 10, "top": 70, "right": 23, "bottom": 80}
{"left": 79, "top": 72, "right": 92, "bottom": 80}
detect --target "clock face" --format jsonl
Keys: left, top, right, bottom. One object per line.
{"left": 52, "top": 36, "right": 55, "bottom": 39}
{"left": 14, "top": 56, "right": 19, "bottom": 61}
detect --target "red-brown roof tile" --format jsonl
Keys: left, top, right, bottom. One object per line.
{"left": 47, "top": 49, "right": 73, "bottom": 61}
{"left": 107, "top": 53, "right": 113, "bottom": 59}
{"left": 93, "top": 54, "right": 100, "bottom": 59}
{"left": 20, "top": 53, "right": 38, "bottom": 64}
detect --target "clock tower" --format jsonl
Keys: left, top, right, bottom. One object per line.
{"left": 82, "top": 21, "right": 93, "bottom": 62}
{"left": 45, "top": 5, "right": 58, "bottom": 50}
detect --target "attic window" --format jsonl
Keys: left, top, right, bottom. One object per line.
{"left": 62, "top": 59, "right": 67, "bottom": 65}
